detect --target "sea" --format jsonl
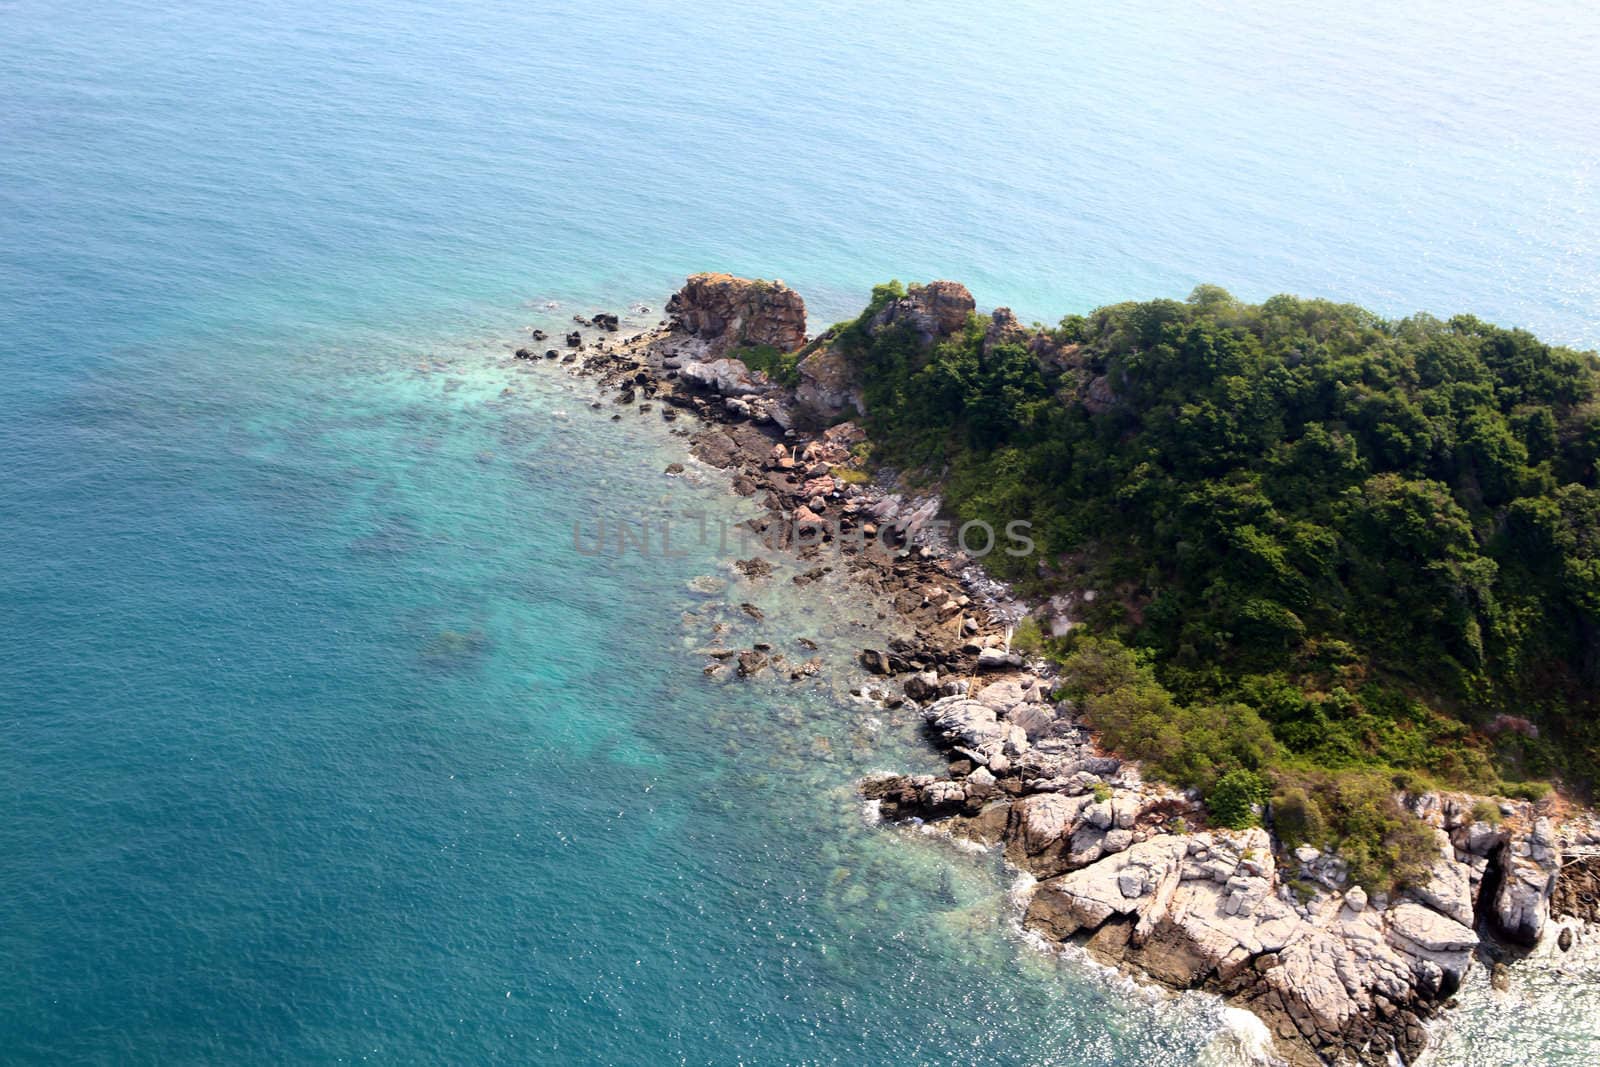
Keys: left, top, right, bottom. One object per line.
{"left": 2, "top": 1, "right": 1598, "bottom": 1063}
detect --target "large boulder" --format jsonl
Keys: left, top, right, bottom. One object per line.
{"left": 678, "top": 358, "right": 769, "bottom": 396}
{"left": 1385, "top": 902, "right": 1478, "bottom": 956}
{"left": 1006, "top": 792, "right": 1094, "bottom": 876}
{"left": 922, "top": 695, "right": 1022, "bottom": 769}
{"left": 666, "top": 273, "right": 807, "bottom": 357}
{"left": 1407, "top": 828, "right": 1476, "bottom": 926}
{"left": 1025, "top": 836, "right": 1188, "bottom": 938}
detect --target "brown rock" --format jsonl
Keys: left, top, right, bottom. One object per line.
{"left": 734, "top": 557, "right": 774, "bottom": 579}
{"left": 870, "top": 281, "right": 976, "bottom": 343}
{"left": 795, "top": 342, "right": 863, "bottom": 422}
{"left": 665, "top": 273, "right": 807, "bottom": 357}
{"left": 954, "top": 799, "right": 1013, "bottom": 847}
{"left": 859, "top": 649, "right": 893, "bottom": 675}
{"left": 982, "top": 307, "right": 1030, "bottom": 354}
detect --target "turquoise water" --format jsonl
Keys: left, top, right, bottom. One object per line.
{"left": 3, "top": 1, "right": 1598, "bottom": 1063}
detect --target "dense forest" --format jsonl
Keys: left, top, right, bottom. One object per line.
{"left": 828, "top": 282, "right": 1600, "bottom": 885}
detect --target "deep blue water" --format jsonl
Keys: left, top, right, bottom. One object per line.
{"left": 3, "top": 1, "right": 1598, "bottom": 1064}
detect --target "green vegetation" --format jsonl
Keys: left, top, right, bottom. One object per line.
{"left": 1471, "top": 798, "right": 1503, "bottom": 826}
{"left": 838, "top": 281, "right": 1600, "bottom": 883}
{"left": 1209, "top": 769, "right": 1271, "bottom": 829}
{"left": 1269, "top": 768, "right": 1442, "bottom": 888}
{"left": 730, "top": 343, "right": 801, "bottom": 388}
{"left": 1056, "top": 636, "right": 1442, "bottom": 886}
{"left": 832, "top": 465, "right": 872, "bottom": 486}
{"left": 1011, "top": 616, "right": 1046, "bottom": 656}
{"left": 1501, "top": 779, "right": 1553, "bottom": 802}
{"left": 1055, "top": 638, "right": 1277, "bottom": 792}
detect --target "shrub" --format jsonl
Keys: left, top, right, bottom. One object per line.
{"left": 1270, "top": 785, "right": 1329, "bottom": 850}
{"left": 729, "top": 343, "right": 801, "bottom": 388}
{"left": 1471, "top": 798, "right": 1503, "bottom": 825}
{"left": 1209, "top": 770, "right": 1269, "bottom": 829}
{"left": 832, "top": 466, "right": 871, "bottom": 485}
{"left": 1287, "top": 878, "right": 1321, "bottom": 904}
{"left": 1275, "top": 768, "right": 1438, "bottom": 889}
{"left": 1499, "top": 779, "right": 1552, "bottom": 802}
{"left": 1091, "top": 781, "right": 1113, "bottom": 803}
{"left": 1064, "top": 638, "right": 1277, "bottom": 791}
{"left": 1011, "top": 616, "right": 1045, "bottom": 656}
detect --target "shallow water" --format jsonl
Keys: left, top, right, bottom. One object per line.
{"left": 3, "top": 0, "right": 1598, "bottom": 1063}
{"left": 0, "top": 323, "right": 1240, "bottom": 1064}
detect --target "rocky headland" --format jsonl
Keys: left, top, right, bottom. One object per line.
{"left": 524, "top": 272, "right": 1600, "bottom": 1066}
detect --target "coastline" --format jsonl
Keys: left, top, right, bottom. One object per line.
{"left": 520, "top": 275, "right": 1600, "bottom": 1067}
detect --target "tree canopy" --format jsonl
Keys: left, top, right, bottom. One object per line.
{"left": 841, "top": 284, "right": 1600, "bottom": 851}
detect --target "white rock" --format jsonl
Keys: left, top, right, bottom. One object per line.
{"left": 1386, "top": 901, "right": 1478, "bottom": 954}
{"left": 1118, "top": 868, "right": 1149, "bottom": 898}
{"left": 976, "top": 646, "right": 1007, "bottom": 668}
{"left": 679, "top": 358, "right": 768, "bottom": 395}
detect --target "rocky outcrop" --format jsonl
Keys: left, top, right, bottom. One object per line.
{"left": 662, "top": 357, "right": 794, "bottom": 428}
{"left": 1023, "top": 821, "right": 1482, "bottom": 1065}
{"left": 1491, "top": 816, "right": 1562, "bottom": 945}
{"left": 793, "top": 281, "right": 975, "bottom": 424}
{"left": 1409, "top": 828, "right": 1476, "bottom": 926}
{"left": 665, "top": 273, "right": 807, "bottom": 358}
{"left": 1082, "top": 374, "right": 1117, "bottom": 414}
{"left": 869, "top": 280, "right": 975, "bottom": 343}
{"left": 982, "top": 307, "right": 1030, "bottom": 354}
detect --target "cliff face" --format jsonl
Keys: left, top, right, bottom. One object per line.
{"left": 665, "top": 272, "right": 807, "bottom": 358}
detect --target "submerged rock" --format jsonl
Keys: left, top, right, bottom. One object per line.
{"left": 418, "top": 628, "right": 489, "bottom": 669}
{"left": 735, "top": 649, "right": 768, "bottom": 677}
{"left": 687, "top": 575, "right": 728, "bottom": 595}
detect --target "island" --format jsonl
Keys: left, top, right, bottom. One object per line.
{"left": 536, "top": 272, "right": 1600, "bottom": 1066}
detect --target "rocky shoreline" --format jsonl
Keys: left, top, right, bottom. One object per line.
{"left": 520, "top": 273, "right": 1600, "bottom": 1066}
